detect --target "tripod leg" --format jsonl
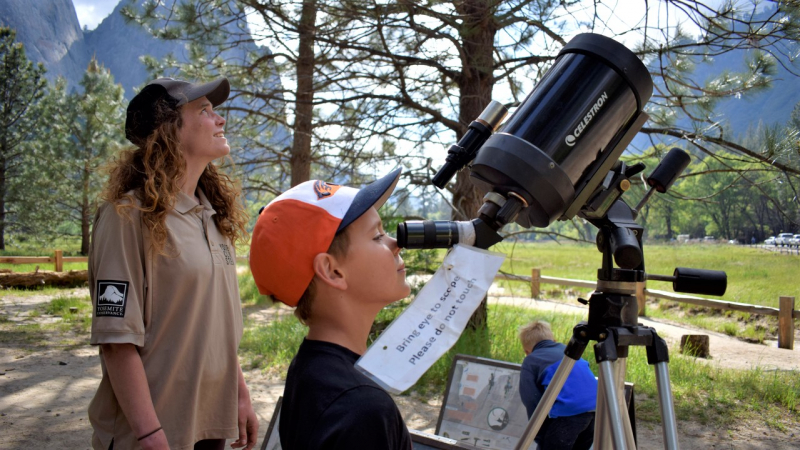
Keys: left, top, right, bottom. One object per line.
{"left": 614, "top": 358, "right": 637, "bottom": 448}
{"left": 514, "top": 334, "right": 589, "bottom": 450}
{"left": 647, "top": 333, "right": 680, "bottom": 450}
{"left": 595, "top": 359, "right": 636, "bottom": 449}
{"left": 593, "top": 337, "right": 640, "bottom": 450}
{"left": 593, "top": 367, "right": 610, "bottom": 449}
{"left": 597, "top": 359, "right": 628, "bottom": 449}
{"left": 655, "top": 362, "right": 679, "bottom": 449}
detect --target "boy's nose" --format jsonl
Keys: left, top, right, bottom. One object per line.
{"left": 215, "top": 112, "right": 226, "bottom": 126}
{"left": 389, "top": 235, "right": 401, "bottom": 255}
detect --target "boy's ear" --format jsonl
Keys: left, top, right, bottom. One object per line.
{"left": 312, "top": 252, "right": 348, "bottom": 291}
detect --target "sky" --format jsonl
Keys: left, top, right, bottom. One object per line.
{"left": 72, "top": 0, "right": 120, "bottom": 30}
{"left": 74, "top": 0, "right": 738, "bottom": 37}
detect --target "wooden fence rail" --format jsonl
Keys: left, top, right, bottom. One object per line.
{"left": 1, "top": 254, "right": 794, "bottom": 349}
{"left": 0, "top": 250, "right": 88, "bottom": 272}
{"left": 495, "top": 269, "right": 797, "bottom": 350}
{"left": 0, "top": 250, "right": 249, "bottom": 273}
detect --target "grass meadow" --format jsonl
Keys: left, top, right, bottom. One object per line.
{"left": 489, "top": 241, "right": 799, "bottom": 309}
{"left": 235, "top": 241, "right": 800, "bottom": 427}
{"left": 2, "top": 242, "right": 798, "bottom": 428}
{"left": 486, "top": 242, "right": 800, "bottom": 342}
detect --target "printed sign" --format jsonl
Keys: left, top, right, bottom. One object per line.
{"left": 356, "top": 244, "right": 505, "bottom": 394}
{"left": 436, "top": 355, "right": 636, "bottom": 450}
{"left": 436, "top": 356, "right": 531, "bottom": 450}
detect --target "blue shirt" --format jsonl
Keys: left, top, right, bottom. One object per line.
{"left": 519, "top": 340, "right": 598, "bottom": 418}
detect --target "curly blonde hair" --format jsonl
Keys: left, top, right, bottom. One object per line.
{"left": 102, "top": 98, "right": 248, "bottom": 255}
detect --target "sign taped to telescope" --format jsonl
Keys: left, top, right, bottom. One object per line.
{"left": 356, "top": 244, "right": 505, "bottom": 394}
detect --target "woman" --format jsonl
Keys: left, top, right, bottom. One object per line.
{"left": 88, "top": 77, "right": 258, "bottom": 450}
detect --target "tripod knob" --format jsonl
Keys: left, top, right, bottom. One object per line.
{"left": 609, "top": 227, "right": 642, "bottom": 269}
{"left": 673, "top": 267, "right": 727, "bottom": 296}
{"left": 496, "top": 194, "right": 525, "bottom": 225}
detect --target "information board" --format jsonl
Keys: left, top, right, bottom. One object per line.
{"left": 436, "top": 355, "right": 531, "bottom": 449}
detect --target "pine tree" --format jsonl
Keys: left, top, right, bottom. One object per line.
{"left": 121, "top": 1, "right": 800, "bottom": 328}
{"left": 0, "top": 27, "right": 47, "bottom": 250}
{"left": 26, "top": 58, "right": 126, "bottom": 254}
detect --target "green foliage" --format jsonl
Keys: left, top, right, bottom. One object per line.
{"left": 0, "top": 27, "right": 47, "bottom": 250}
{"left": 17, "top": 58, "right": 126, "bottom": 254}
{"left": 492, "top": 241, "right": 799, "bottom": 309}
{"left": 624, "top": 144, "right": 799, "bottom": 243}
{"left": 0, "top": 293, "right": 92, "bottom": 346}
{"left": 238, "top": 263, "right": 272, "bottom": 307}
{"left": 238, "top": 313, "right": 307, "bottom": 375}
{"left": 43, "top": 295, "right": 93, "bottom": 333}
{"left": 239, "top": 301, "right": 799, "bottom": 425}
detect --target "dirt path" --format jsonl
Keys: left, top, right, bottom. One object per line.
{"left": 1, "top": 289, "right": 799, "bottom": 449}
{"left": 490, "top": 296, "right": 800, "bottom": 372}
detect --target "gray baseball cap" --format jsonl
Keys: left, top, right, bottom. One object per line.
{"left": 125, "top": 77, "right": 230, "bottom": 145}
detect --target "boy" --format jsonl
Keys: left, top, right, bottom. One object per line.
{"left": 518, "top": 320, "right": 597, "bottom": 450}
{"left": 249, "top": 169, "right": 413, "bottom": 450}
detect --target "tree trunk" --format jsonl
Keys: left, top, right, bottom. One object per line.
{"left": 81, "top": 162, "right": 91, "bottom": 256}
{"left": 290, "top": 0, "right": 317, "bottom": 187}
{"left": 0, "top": 153, "right": 5, "bottom": 251}
{"left": 0, "top": 270, "right": 88, "bottom": 288}
{"left": 454, "top": 0, "right": 497, "bottom": 330}
{"left": 664, "top": 203, "right": 673, "bottom": 240}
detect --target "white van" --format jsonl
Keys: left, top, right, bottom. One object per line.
{"left": 776, "top": 233, "right": 794, "bottom": 246}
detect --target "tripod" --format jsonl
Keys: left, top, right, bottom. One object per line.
{"left": 399, "top": 144, "right": 727, "bottom": 449}
{"left": 508, "top": 148, "right": 728, "bottom": 450}
{"left": 514, "top": 201, "right": 678, "bottom": 450}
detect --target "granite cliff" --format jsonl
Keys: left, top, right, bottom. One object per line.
{"left": 0, "top": 0, "right": 277, "bottom": 101}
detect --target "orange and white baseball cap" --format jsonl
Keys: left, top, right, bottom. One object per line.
{"left": 249, "top": 168, "right": 401, "bottom": 306}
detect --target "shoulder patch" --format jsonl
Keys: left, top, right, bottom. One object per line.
{"left": 96, "top": 280, "right": 129, "bottom": 318}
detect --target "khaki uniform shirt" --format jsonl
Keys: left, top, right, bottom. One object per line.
{"left": 88, "top": 190, "right": 243, "bottom": 450}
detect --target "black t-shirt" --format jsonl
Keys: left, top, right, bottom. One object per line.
{"left": 280, "top": 338, "right": 413, "bottom": 450}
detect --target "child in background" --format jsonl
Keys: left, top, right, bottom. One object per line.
{"left": 518, "top": 320, "right": 597, "bottom": 450}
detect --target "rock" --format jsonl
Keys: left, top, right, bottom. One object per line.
{"left": 0, "top": 0, "right": 281, "bottom": 100}
{"left": 0, "top": 0, "right": 88, "bottom": 88}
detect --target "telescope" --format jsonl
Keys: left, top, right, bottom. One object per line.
{"left": 397, "top": 32, "right": 725, "bottom": 294}
{"left": 398, "top": 33, "right": 729, "bottom": 450}
{"left": 400, "top": 33, "right": 653, "bottom": 248}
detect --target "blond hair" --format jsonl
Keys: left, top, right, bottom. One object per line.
{"left": 519, "top": 320, "right": 555, "bottom": 351}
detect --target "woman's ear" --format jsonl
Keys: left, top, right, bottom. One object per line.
{"left": 312, "top": 252, "right": 347, "bottom": 291}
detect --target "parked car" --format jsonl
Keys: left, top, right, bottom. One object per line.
{"left": 791, "top": 234, "right": 800, "bottom": 247}
{"left": 764, "top": 236, "right": 776, "bottom": 246}
{"left": 776, "top": 233, "right": 794, "bottom": 246}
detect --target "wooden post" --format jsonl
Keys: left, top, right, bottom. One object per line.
{"left": 636, "top": 281, "right": 646, "bottom": 316}
{"left": 680, "top": 335, "right": 710, "bottom": 358}
{"left": 53, "top": 250, "right": 63, "bottom": 273}
{"left": 531, "top": 268, "right": 540, "bottom": 299}
{"left": 778, "top": 296, "right": 795, "bottom": 350}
